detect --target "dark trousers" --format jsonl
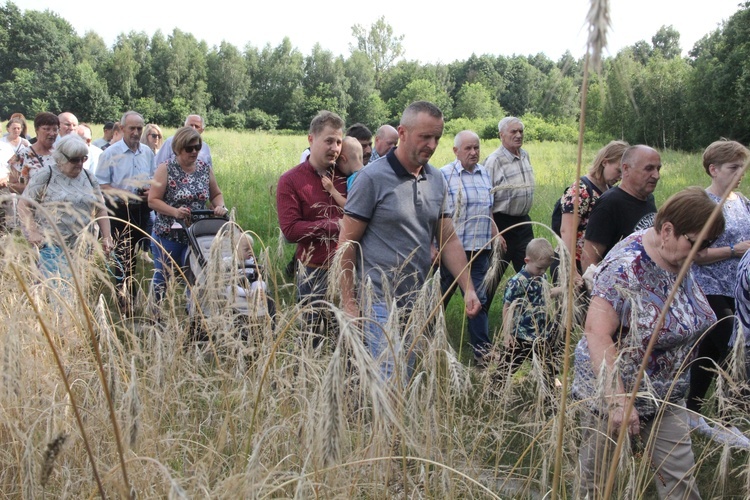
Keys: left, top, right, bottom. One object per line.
{"left": 296, "top": 264, "right": 333, "bottom": 346}
{"left": 686, "top": 294, "right": 735, "bottom": 413}
{"left": 440, "top": 249, "right": 492, "bottom": 359}
{"left": 486, "top": 212, "right": 534, "bottom": 308}
{"left": 109, "top": 200, "right": 151, "bottom": 305}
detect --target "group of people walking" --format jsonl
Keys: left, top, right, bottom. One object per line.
{"left": 278, "top": 101, "right": 750, "bottom": 499}
{"left": 3, "top": 100, "right": 750, "bottom": 498}
{"left": 3, "top": 111, "right": 226, "bottom": 315}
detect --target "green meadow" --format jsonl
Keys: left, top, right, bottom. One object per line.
{"left": 3, "top": 128, "right": 744, "bottom": 498}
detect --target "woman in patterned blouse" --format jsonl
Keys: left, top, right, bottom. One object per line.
{"left": 18, "top": 134, "right": 113, "bottom": 278}
{"left": 687, "top": 140, "right": 750, "bottom": 430}
{"left": 148, "top": 126, "right": 227, "bottom": 302}
{"left": 558, "top": 140, "right": 628, "bottom": 274}
{"left": 573, "top": 187, "right": 725, "bottom": 499}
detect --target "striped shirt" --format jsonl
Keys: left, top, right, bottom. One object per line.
{"left": 483, "top": 146, "right": 535, "bottom": 216}
{"left": 441, "top": 160, "right": 493, "bottom": 251}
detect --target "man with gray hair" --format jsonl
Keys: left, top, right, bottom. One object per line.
{"left": 95, "top": 111, "right": 155, "bottom": 314}
{"left": 440, "top": 130, "right": 505, "bottom": 365}
{"left": 156, "top": 114, "right": 213, "bottom": 166}
{"left": 370, "top": 124, "right": 398, "bottom": 162}
{"left": 483, "top": 116, "right": 535, "bottom": 305}
{"left": 339, "top": 102, "right": 480, "bottom": 380}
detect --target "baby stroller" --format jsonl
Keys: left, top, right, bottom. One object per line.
{"left": 181, "top": 209, "right": 275, "bottom": 343}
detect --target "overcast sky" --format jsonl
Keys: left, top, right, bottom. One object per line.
{"left": 23, "top": 0, "right": 744, "bottom": 63}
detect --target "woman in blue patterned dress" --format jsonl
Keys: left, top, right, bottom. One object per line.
{"left": 148, "top": 126, "right": 227, "bottom": 302}
{"left": 686, "top": 140, "right": 750, "bottom": 429}
{"left": 573, "top": 187, "right": 725, "bottom": 499}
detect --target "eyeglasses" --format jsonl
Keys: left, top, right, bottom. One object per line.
{"left": 149, "top": 133, "right": 162, "bottom": 139}
{"left": 62, "top": 153, "right": 88, "bottom": 164}
{"left": 183, "top": 144, "right": 201, "bottom": 153}
{"left": 683, "top": 234, "right": 716, "bottom": 250}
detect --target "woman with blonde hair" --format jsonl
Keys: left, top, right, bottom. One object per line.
{"left": 140, "top": 123, "right": 163, "bottom": 154}
{"left": 554, "top": 140, "right": 629, "bottom": 275}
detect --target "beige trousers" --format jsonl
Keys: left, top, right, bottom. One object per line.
{"left": 578, "top": 404, "right": 700, "bottom": 499}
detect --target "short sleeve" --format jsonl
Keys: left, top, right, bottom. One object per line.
{"left": 344, "top": 168, "right": 377, "bottom": 222}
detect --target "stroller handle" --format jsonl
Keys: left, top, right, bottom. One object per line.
{"left": 190, "top": 208, "right": 225, "bottom": 219}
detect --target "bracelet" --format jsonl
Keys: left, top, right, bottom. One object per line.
{"left": 731, "top": 244, "right": 736, "bottom": 258}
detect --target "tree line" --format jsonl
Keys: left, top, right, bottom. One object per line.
{"left": 1, "top": 1, "right": 748, "bottom": 150}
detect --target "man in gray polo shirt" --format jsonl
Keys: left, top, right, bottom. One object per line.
{"left": 338, "top": 101, "right": 480, "bottom": 380}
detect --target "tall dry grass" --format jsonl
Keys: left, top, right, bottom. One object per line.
{"left": 0, "top": 198, "right": 748, "bottom": 498}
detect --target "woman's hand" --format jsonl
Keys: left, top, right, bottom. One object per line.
{"left": 213, "top": 205, "right": 228, "bottom": 217}
{"left": 26, "top": 228, "right": 43, "bottom": 247}
{"left": 734, "top": 240, "right": 750, "bottom": 258}
{"left": 101, "top": 235, "right": 114, "bottom": 255}
{"left": 608, "top": 397, "right": 640, "bottom": 437}
{"left": 174, "top": 206, "right": 191, "bottom": 220}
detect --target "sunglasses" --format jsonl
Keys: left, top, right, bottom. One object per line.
{"left": 683, "top": 234, "right": 716, "bottom": 250}
{"left": 183, "top": 144, "right": 201, "bottom": 153}
{"left": 149, "top": 133, "right": 162, "bottom": 139}
{"left": 62, "top": 152, "right": 88, "bottom": 164}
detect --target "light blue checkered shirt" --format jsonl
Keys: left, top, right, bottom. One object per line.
{"left": 441, "top": 160, "right": 494, "bottom": 251}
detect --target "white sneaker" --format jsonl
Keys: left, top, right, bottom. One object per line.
{"left": 687, "top": 415, "right": 714, "bottom": 438}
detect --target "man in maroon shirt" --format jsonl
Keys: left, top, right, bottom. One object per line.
{"left": 277, "top": 110, "right": 346, "bottom": 339}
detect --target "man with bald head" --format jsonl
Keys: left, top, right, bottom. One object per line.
{"left": 370, "top": 124, "right": 398, "bottom": 162}
{"left": 57, "top": 112, "right": 78, "bottom": 138}
{"left": 440, "top": 130, "right": 504, "bottom": 364}
{"left": 156, "top": 114, "right": 213, "bottom": 166}
{"left": 581, "top": 145, "right": 661, "bottom": 271}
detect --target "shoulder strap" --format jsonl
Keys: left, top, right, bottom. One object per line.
{"left": 38, "top": 164, "right": 54, "bottom": 203}
{"left": 579, "top": 175, "right": 601, "bottom": 196}
{"left": 82, "top": 168, "right": 95, "bottom": 188}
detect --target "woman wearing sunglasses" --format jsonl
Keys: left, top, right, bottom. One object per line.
{"left": 18, "top": 134, "right": 113, "bottom": 280}
{"left": 140, "top": 123, "right": 164, "bottom": 154}
{"left": 686, "top": 140, "right": 750, "bottom": 439}
{"left": 148, "top": 126, "right": 227, "bottom": 303}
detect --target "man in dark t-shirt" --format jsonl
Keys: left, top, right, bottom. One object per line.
{"left": 581, "top": 145, "right": 661, "bottom": 271}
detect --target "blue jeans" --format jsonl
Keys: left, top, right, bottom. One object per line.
{"left": 440, "top": 249, "right": 492, "bottom": 359}
{"left": 39, "top": 244, "right": 70, "bottom": 278}
{"left": 365, "top": 301, "right": 416, "bottom": 382}
{"left": 151, "top": 233, "right": 188, "bottom": 303}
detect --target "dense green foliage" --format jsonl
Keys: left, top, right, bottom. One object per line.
{"left": 1, "top": 2, "right": 749, "bottom": 149}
